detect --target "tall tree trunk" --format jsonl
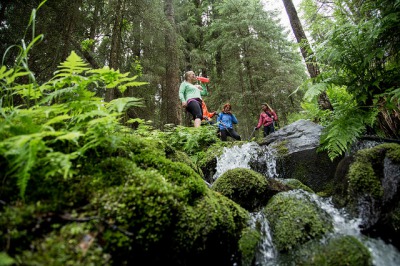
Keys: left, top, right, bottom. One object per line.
{"left": 106, "top": 0, "right": 123, "bottom": 102}
{"left": 163, "top": 0, "right": 181, "bottom": 126}
{"left": 282, "top": 0, "right": 332, "bottom": 110}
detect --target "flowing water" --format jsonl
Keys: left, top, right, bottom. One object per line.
{"left": 213, "top": 142, "right": 400, "bottom": 266}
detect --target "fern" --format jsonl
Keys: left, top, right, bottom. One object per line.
{"left": 0, "top": 49, "right": 147, "bottom": 198}
{"left": 319, "top": 106, "right": 378, "bottom": 160}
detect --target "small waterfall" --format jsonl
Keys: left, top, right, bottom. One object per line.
{"left": 249, "top": 212, "right": 277, "bottom": 266}
{"left": 250, "top": 190, "right": 400, "bottom": 265}
{"left": 309, "top": 192, "right": 400, "bottom": 265}
{"left": 213, "top": 142, "right": 259, "bottom": 181}
{"left": 213, "top": 142, "right": 278, "bottom": 181}
{"left": 214, "top": 143, "right": 400, "bottom": 265}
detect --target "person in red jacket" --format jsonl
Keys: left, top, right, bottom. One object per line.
{"left": 254, "top": 103, "right": 278, "bottom": 137}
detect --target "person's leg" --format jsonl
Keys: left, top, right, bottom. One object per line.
{"left": 194, "top": 118, "right": 201, "bottom": 127}
{"left": 270, "top": 124, "right": 275, "bottom": 134}
{"left": 228, "top": 129, "right": 241, "bottom": 141}
{"left": 187, "top": 101, "right": 203, "bottom": 127}
{"left": 263, "top": 126, "right": 268, "bottom": 137}
{"left": 220, "top": 130, "right": 228, "bottom": 141}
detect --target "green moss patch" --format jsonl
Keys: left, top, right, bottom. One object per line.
{"left": 263, "top": 191, "right": 333, "bottom": 252}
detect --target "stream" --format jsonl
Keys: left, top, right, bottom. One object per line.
{"left": 212, "top": 142, "right": 400, "bottom": 266}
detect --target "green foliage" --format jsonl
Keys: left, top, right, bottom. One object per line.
{"left": 318, "top": 106, "right": 378, "bottom": 160}
{"left": 347, "top": 143, "right": 400, "bottom": 200}
{"left": 161, "top": 125, "right": 219, "bottom": 155}
{"left": 0, "top": 49, "right": 146, "bottom": 198}
{"left": 16, "top": 223, "right": 111, "bottom": 265}
{"left": 0, "top": 252, "right": 15, "bottom": 266}
{"left": 296, "top": 0, "right": 400, "bottom": 159}
{"left": 0, "top": 204, "right": 37, "bottom": 254}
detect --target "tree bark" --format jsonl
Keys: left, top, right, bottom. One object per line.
{"left": 282, "top": 0, "right": 332, "bottom": 110}
{"left": 163, "top": 0, "right": 181, "bottom": 126}
{"left": 106, "top": 0, "right": 123, "bottom": 102}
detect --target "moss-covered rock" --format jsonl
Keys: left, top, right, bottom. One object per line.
{"left": 172, "top": 190, "right": 250, "bottom": 265}
{"left": 280, "top": 178, "right": 314, "bottom": 193}
{"left": 292, "top": 235, "right": 372, "bottom": 266}
{"left": 15, "top": 223, "right": 111, "bottom": 265}
{"left": 331, "top": 143, "right": 400, "bottom": 241}
{"left": 263, "top": 191, "right": 333, "bottom": 252}
{"left": 238, "top": 227, "right": 261, "bottom": 266}
{"left": 167, "top": 149, "right": 203, "bottom": 178}
{"left": 211, "top": 168, "right": 269, "bottom": 211}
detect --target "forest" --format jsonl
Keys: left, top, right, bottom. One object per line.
{"left": 0, "top": 0, "right": 399, "bottom": 265}
{"left": 1, "top": 0, "right": 399, "bottom": 157}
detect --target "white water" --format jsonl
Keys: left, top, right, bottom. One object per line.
{"left": 214, "top": 142, "right": 400, "bottom": 266}
{"left": 213, "top": 142, "right": 259, "bottom": 181}
{"left": 213, "top": 142, "right": 278, "bottom": 181}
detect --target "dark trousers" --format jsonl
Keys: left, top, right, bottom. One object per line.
{"left": 186, "top": 100, "right": 203, "bottom": 120}
{"left": 220, "top": 128, "right": 241, "bottom": 141}
{"left": 263, "top": 124, "right": 275, "bottom": 137}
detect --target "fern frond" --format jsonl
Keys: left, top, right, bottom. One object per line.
{"left": 107, "top": 97, "right": 144, "bottom": 113}
{"left": 42, "top": 151, "right": 79, "bottom": 179}
{"left": 303, "top": 82, "right": 328, "bottom": 102}
{"left": 319, "top": 107, "right": 378, "bottom": 160}
{"left": 54, "top": 51, "right": 90, "bottom": 77}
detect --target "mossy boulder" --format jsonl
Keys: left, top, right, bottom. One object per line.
{"left": 331, "top": 143, "right": 400, "bottom": 246}
{"left": 280, "top": 178, "right": 314, "bottom": 193}
{"left": 281, "top": 235, "right": 372, "bottom": 266}
{"left": 263, "top": 191, "right": 333, "bottom": 252}
{"left": 172, "top": 190, "right": 250, "bottom": 265}
{"left": 15, "top": 223, "right": 111, "bottom": 265}
{"left": 211, "top": 168, "right": 289, "bottom": 211}
{"left": 238, "top": 227, "right": 261, "bottom": 266}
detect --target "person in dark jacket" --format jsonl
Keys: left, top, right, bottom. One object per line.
{"left": 254, "top": 103, "right": 278, "bottom": 137}
{"left": 217, "top": 103, "right": 241, "bottom": 141}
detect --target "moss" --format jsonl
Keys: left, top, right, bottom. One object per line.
{"left": 238, "top": 227, "right": 261, "bottom": 266}
{"left": 280, "top": 178, "right": 314, "bottom": 193}
{"left": 263, "top": 191, "right": 333, "bottom": 252}
{"left": 272, "top": 140, "right": 289, "bottom": 157}
{"left": 125, "top": 136, "right": 207, "bottom": 204}
{"left": 0, "top": 204, "right": 38, "bottom": 255}
{"left": 291, "top": 163, "right": 310, "bottom": 185}
{"left": 389, "top": 205, "right": 400, "bottom": 232}
{"left": 211, "top": 168, "right": 269, "bottom": 211}
{"left": 167, "top": 149, "right": 203, "bottom": 177}
{"left": 15, "top": 223, "right": 111, "bottom": 265}
{"left": 379, "top": 143, "right": 400, "bottom": 162}
{"left": 172, "top": 190, "right": 249, "bottom": 265}
{"left": 296, "top": 235, "right": 372, "bottom": 266}
{"left": 92, "top": 166, "right": 182, "bottom": 249}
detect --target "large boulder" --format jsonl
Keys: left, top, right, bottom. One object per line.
{"left": 211, "top": 168, "right": 290, "bottom": 212}
{"left": 283, "top": 235, "right": 372, "bottom": 266}
{"left": 263, "top": 190, "right": 333, "bottom": 252}
{"left": 332, "top": 143, "right": 400, "bottom": 248}
{"left": 258, "top": 119, "right": 342, "bottom": 193}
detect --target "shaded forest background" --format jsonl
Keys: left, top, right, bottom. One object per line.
{"left": 1, "top": 0, "right": 399, "bottom": 156}
{"left": 0, "top": 0, "right": 307, "bottom": 139}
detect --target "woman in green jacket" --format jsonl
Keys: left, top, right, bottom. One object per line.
{"left": 179, "top": 71, "right": 209, "bottom": 127}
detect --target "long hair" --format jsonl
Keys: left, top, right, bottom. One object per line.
{"left": 221, "top": 103, "right": 231, "bottom": 112}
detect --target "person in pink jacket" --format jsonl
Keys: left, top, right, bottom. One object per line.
{"left": 254, "top": 103, "right": 278, "bottom": 137}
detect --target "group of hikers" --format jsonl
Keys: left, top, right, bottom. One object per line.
{"left": 178, "top": 70, "right": 278, "bottom": 141}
